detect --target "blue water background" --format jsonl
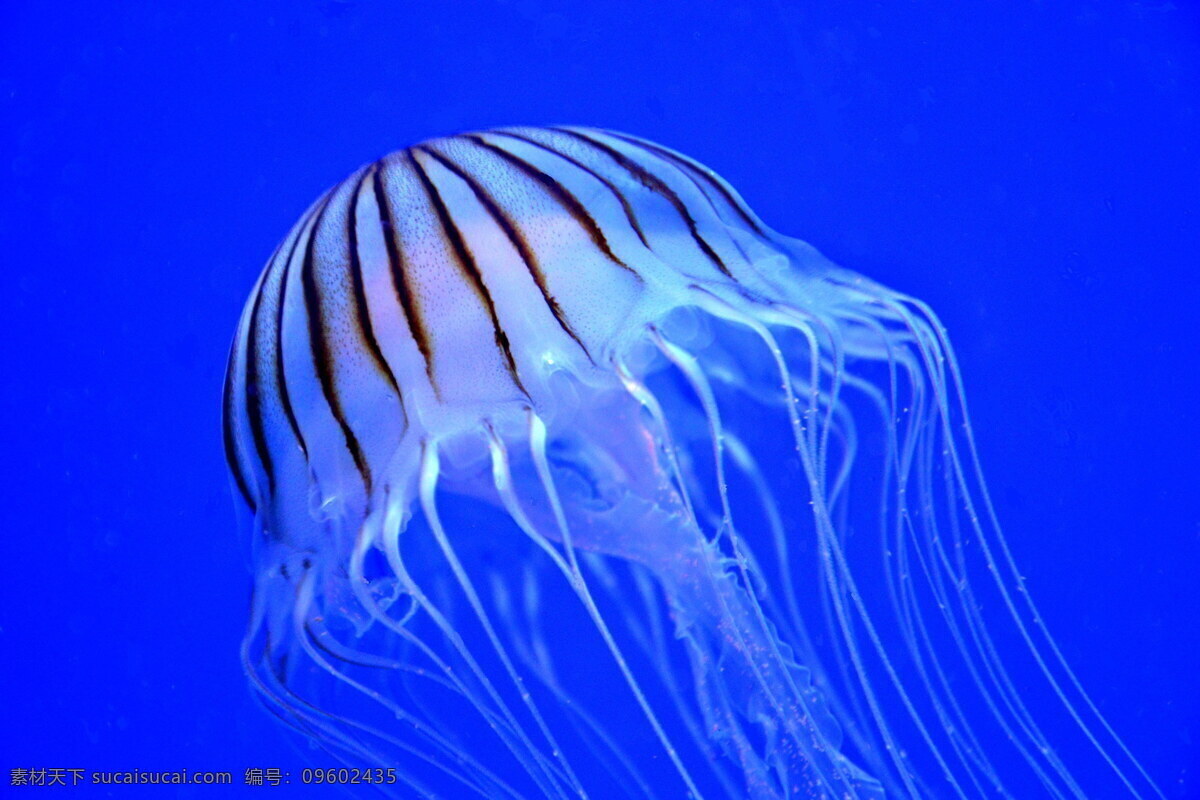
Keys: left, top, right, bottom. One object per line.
{"left": 2, "top": 1, "right": 1197, "bottom": 796}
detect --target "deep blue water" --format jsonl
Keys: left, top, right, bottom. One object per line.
{"left": 3, "top": 1, "right": 1198, "bottom": 797}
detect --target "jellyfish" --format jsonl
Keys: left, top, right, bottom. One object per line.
{"left": 222, "top": 127, "right": 1162, "bottom": 799}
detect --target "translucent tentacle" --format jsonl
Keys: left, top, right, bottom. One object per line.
{"left": 649, "top": 325, "right": 873, "bottom": 800}
{"left": 377, "top": 494, "right": 570, "bottom": 798}
{"left": 847, "top": 280, "right": 1155, "bottom": 797}
{"left": 693, "top": 287, "right": 971, "bottom": 799}
{"left": 485, "top": 412, "right": 710, "bottom": 800}
{"left": 417, "top": 440, "right": 586, "bottom": 800}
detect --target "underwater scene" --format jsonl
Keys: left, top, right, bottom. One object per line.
{"left": 3, "top": 2, "right": 1198, "bottom": 798}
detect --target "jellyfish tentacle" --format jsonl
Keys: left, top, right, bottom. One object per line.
{"left": 416, "top": 440, "right": 587, "bottom": 800}
{"left": 693, "top": 288, "right": 970, "bottom": 799}
{"left": 730, "top": 301, "right": 861, "bottom": 721}
{"left": 482, "top": 412, "right": 712, "bottom": 799}
{"left": 805, "top": 312, "right": 997, "bottom": 798}
{"left": 721, "top": 432, "right": 803, "bottom": 652}
{"left": 344, "top": 508, "right": 562, "bottom": 786}
{"left": 376, "top": 546, "right": 568, "bottom": 797}
{"left": 846, "top": 308, "right": 1013, "bottom": 791}
{"left": 851, "top": 284, "right": 1136, "bottom": 797}
{"left": 243, "top": 585, "right": 406, "bottom": 783}
{"left": 766, "top": 299, "right": 823, "bottom": 459}
{"left": 649, "top": 327, "right": 736, "bottom": 539}
{"left": 848, "top": 291, "right": 1069, "bottom": 734}
{"left": 691, "top": 294, "right": 911, "bottom": 788}
{"left": 824, "top": 288, "right": 1088, "bottom": 796}
{"left": 282, "top": 568, "right": 514, "bottom": 798}
{"left": 613, "top": 359, "right": 701, "bottom": 529}
{"left": 796, "top": 307, "right": 1027, "bottom": 796}
{"left": 897, "top": 290, "right": 1166, "bottom": 800}
{"left": 898, "top": 293, "right": 1087, "bottom": 796}
{"left": 293, "top": 567, "right": 508, "bottom": 789}
{"left": 835, "top": 349, "right": 1022, "bottom": 797}
{"left": 508, "top": 607, "right": 658, "bottom": 800}
{"left": 348, "top": 513, "right": 491, "bottom": 697}
{"left": 522, "top": 411, "right": 711, "bottom": 800}
{"left": 648, "top": 325, "right": 860, "bottom": 782}
{"left": 247, "top": 646, "right": 455, "bottom": 800}
{"left": 569, "top": 539, "right": 746, "bottom": 800}
{"left": 376, "top": 495, "right": 576, "bottom": 799}
{"left": 622, "top": 561, "right": 747, "bottom": 800}
{"left": 818, "top": 317, "right": 1036, "bottom": 797}
{"left": 484, "top": 424, "right": 676, "bottom": 800}
{"left": 722, "top": 428, "right": 888, "bottom": 785}
{"left": 245, "top": 558, "right": 476, "bottom": 796}
{"left": 613, "top": 344, "right": 881, "bottom": 800}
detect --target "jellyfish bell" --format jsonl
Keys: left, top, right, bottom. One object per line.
{"left": 223, "top": 127, "right": 1161, "bottom": 799}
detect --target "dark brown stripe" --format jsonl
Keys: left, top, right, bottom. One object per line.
{"left": 222, "top": 349, "right": 256, "bottom": 511}
{"left": 465, "top": 134, "right": 641, "bottom": 280}
{"left": 491, "top": 129, "right": 654, "bottom": 251}
{"left": 243, "top": 276, "right": 274, "bottom": 491}
{"left": 603, "top": 132, "right": 755, "bottom": 266}
{"left": 552, "top": 127, "right": 735, "bottom": 279}
{"left": 245, "top": 214, "right": 317, "bottom": 495}
{"left": 419, "top": 144, "right": 593, "bottom": 363}
{"left": 372, "top": 163, "right": 437, "bottom": 395}
{"left": 346, "top": 166, "right": 406, "bottom": 427}
{"left": 300, "top": 193, "right": 373, "bottom": 494}
{"left": 409, "top": 148, "right": 528, "bottom": 395}
{"left": 275, "top": 204, "right": 320, "bottom": 464}
{"left": 605, "top": 131, "right": 766, "bottom": 236}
